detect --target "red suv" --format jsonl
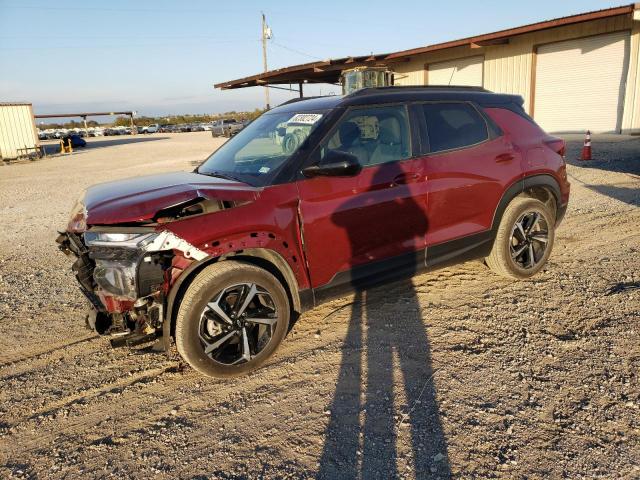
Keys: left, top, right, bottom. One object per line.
{"left": 58, "top": 87, "right": 570, "bottom": 378}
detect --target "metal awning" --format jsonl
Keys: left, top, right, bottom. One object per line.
{"left": 214, "top": 4, "right": 637, "bottom": 90}
{"left": 214, "top": 54, "right": 394, "bottom": 90}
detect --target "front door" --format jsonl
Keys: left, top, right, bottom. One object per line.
{"left": 296, "top": 104, "right": 428, "bottom": 294}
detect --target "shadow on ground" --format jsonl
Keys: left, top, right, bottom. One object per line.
{"left": 318, "top": 158, "right": 450, "bottom": 479}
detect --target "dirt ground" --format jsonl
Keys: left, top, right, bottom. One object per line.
{"left": 0, "top": 132, "right": 638, "bottom": 479}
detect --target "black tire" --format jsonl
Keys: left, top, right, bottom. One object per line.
{"left": 175, "top": 261, "right": 290, "bottom": 378}
{"left": 486, "top": 196, "right": 555, "bottom": 279}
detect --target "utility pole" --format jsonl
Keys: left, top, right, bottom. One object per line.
{"left": 261, "top": 12, "right": 271, "bottom": 110}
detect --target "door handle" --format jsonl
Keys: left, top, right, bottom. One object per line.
{"left": 495, "top": 153, "right": 515, "bottom": 163}
{"left": 392, "top": 172, "right": 420, "bottom": 185}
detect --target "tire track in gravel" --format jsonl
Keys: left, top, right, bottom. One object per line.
{"left": 0, "top": 334, "right": 98, "bottom": 368}
{"left": 13, "top": 363, "right": 181, "bottom": 425}
{"left": 0, "top": 338, "right": 348, "bottom": 457}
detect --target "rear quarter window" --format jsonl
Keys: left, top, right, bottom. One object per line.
{"left": 421, "top": 103, "right": 488, "bottom": 153}
{"left": 484, "top": 107, "right": 546, "bottom": 139}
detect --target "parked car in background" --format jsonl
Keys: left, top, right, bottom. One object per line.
{"left": 146, "top": 124, "right": 160, "bottom": 134}
{"left": 211, "top": 118, "right": 244, "bottom": 137}
{"left": 137, "top": 125, "right": 148, "bottom": 134}
{"left": 64, "top": 134, "right": 87, "bottom": 148}
{"left": 159, "top": 124, "right": 174, "bottom": 133}
{"left": 201, "top": 123, "right": 213, "bottom": 131}
{"left": 57, "top": 86, "right": 569, "bottom": 378}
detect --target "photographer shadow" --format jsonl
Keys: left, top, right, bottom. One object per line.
{"left": 318, "top": 159, "right": 451, "bottom": 479}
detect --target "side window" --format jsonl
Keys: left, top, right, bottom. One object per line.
{"left": 319, "top": 105, "right": 411, "bottom": 167}
{"left": 422, "top": 103, "right": 488, "bottom": 153}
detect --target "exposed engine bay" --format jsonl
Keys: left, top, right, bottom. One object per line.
{"left": 57, "top": 228, "right": 206, "bottom": 349}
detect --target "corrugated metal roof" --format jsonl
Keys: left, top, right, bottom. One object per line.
{"left": 215, "top": 3, "right": 637, "bottom": 90}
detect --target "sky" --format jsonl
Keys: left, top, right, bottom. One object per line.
{"left": 0, "top": 0, "right": 626, "bottom": 118}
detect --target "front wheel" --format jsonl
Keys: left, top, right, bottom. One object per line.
{"left": 175, "top": 261, "right": 290, "bottom": 378}
{"left": 486, "top": 197, "right": 555, "bottom": 279}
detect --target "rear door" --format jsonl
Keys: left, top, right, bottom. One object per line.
{"left": 417, "top": 102, "right": 521, "bottom": 249}
{"left": 296, "top": 104, "right": 428, "bottom": 291}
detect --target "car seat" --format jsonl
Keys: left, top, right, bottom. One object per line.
{"left": 369, "top": 117, "right": 404, "bottom": 165}
{"left": 337, "top": 121, "right": 369, "bottom": 165}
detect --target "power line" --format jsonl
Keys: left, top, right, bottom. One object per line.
{"left": 0, "top": 40, "right": 261, "bottom": 50}
{"left": 270, "top": 41, "right": 322, "bottom": 61}
{"left": 0, "top": 4, "right": 248, "bottom": 14}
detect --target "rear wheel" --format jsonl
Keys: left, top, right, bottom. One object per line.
{"left": 486, "top": 197, "right": 555, "bottom": 279}
{"left": 175, "top": 261, "right": 290, "bottom": 378}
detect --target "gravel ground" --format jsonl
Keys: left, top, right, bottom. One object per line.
{"left": 0, "top": 132, "right": 638, "bottom": 479}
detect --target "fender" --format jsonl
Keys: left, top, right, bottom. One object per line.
{"left": 159, "top": 247, "right": 305, "bottom": 351}
{"left": 491, "top": 174, "right": 562, "bottom": 231}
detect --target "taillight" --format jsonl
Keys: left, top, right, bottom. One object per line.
{"left": 557, "top": 144, "right": 566, "bottom": 157}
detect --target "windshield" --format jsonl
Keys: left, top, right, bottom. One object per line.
{"left": 198, "top": 110, "right": 327, "bottom": 186}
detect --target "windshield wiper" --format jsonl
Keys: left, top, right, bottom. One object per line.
{"left": 197, "top": 170, "right": 245, "bottom": 183}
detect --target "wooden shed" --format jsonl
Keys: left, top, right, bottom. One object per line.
{"left": 0, "top": 103, "right": 40, "bottom": 161}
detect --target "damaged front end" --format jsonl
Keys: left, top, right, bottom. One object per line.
{"left": 56, "top": 171, "right": 261, "bottom": 350}
{"left": 57, "top": 228, "right": 206, "bottom": 349}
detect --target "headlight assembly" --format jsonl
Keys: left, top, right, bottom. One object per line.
{"left": 83, "top": 231, "right": 158, "bottom": 300}
{"left": 93, "top": 259, "right": 138, "bottom": 299}
{"left": 84, "top": 232, "right": 157, "bottom": 248}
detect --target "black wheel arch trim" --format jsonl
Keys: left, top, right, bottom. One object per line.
{"left": 160, "top": 248, "right": 305, "bottom": 350}
{"left": 491, "top": 174, "right": 562, "bottom": 231}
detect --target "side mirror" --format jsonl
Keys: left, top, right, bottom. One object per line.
{"left": 302, "top": 150, "right": 362, "bottom": 178}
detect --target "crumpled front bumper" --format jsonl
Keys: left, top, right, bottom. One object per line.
{"left": 56, "top": 231, "right": 105, "bottom": 312}
{"left": 56, "top": 229, "right": 208, "bottom": 348}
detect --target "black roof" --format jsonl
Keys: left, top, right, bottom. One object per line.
{"left": 270, "top": 86, "right": 523, "bottom": 114}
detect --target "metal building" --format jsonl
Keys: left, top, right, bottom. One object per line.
{"left": 216, "top": 4, "right": 640, "bottom": 134}
{"left": 0, "top": 103, "right": 39, "bottom": 160}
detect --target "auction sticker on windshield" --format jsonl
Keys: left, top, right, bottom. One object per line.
{"left": 288, "top": 113, "right": 323, "bottom": 125}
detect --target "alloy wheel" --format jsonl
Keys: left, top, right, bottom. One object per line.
{"left": 509, "top": 211, "right": 549, "bottom": 269}
{"left": 198, "top": 283, "right": 278, "bottom": 365}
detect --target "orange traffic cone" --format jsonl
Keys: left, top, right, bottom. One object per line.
{"left": 580, "top": 130, "right": 592, "bottom": 161}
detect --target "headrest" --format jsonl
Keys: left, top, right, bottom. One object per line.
{"left": 378, "top": 117, "right": 401, "bottom": 145}
{"left": 339, "top": 121, "right": 361, "bottom": 147}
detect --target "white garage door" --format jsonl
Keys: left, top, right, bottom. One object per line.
{"left": 534, "top": 31, "right": 630, "bottom": 133}
{"left": 427, "top": 56, "right": 484, "bottom": 87}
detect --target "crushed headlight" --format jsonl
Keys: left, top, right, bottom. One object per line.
{"left": 93, "top": 259, "right": 138, "bottom": 299}
{"left": 83, "top": 231, "right": 158, "bottom": 300}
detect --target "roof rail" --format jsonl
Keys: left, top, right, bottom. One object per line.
{"left": 347, "top": 85, "right": 491, "bottom": 97}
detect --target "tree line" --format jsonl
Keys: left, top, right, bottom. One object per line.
{"left": 37, "top": 108, "right": 265, "bottom": 130}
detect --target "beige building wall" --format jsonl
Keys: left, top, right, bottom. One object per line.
{"left": 391, "top": 13, "right": 640, "bottom": 132}
{"left": 0, "top": 103, "right": 39, "bottom": 160}
{"left": 622, "top": 22, "right": 640, "bottom": 133}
